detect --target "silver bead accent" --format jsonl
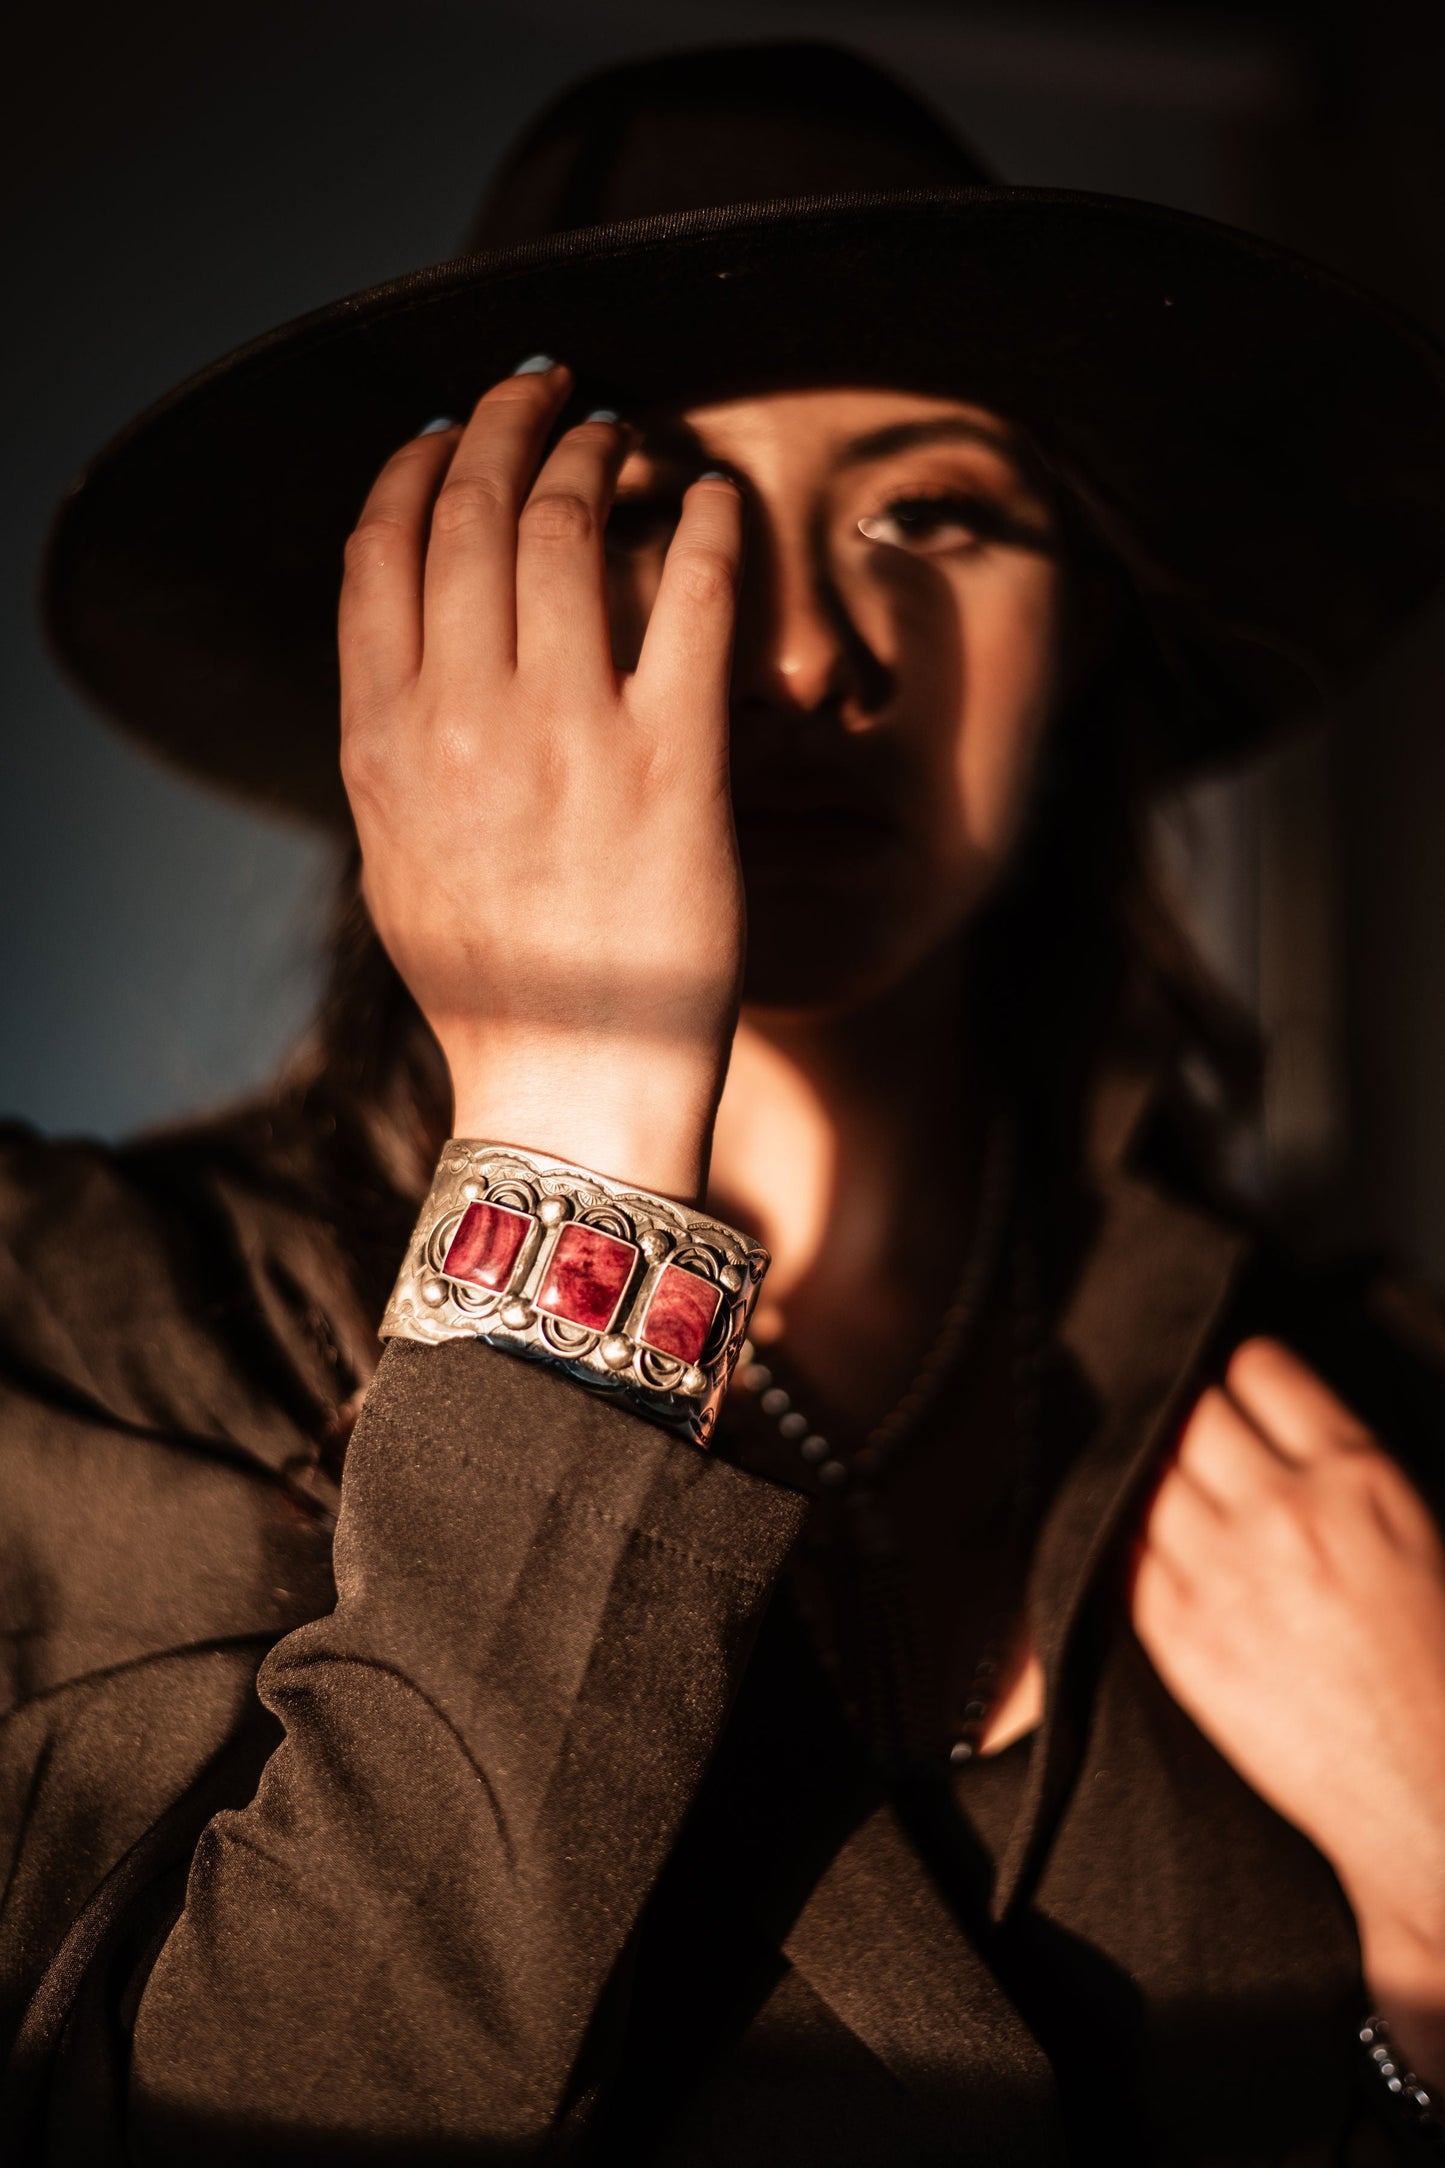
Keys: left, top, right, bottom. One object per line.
{"left": 760, "top": 1386, "right": 791, "bottom": 1418}
{"left": 638, "top": 1228, "right": 672, "bottom": 1262}
{"left": 421, "top": 1278, "right": 448, "bottom": 1306}
{"left": 461, "top": 1180, "right": 482, "bottom": 1201}
{"left": 537, "top": 1195, "right": 570, "bottom": 1225}
{"left": 680, "top": 1365, "right": 708, "bottom": 1396}
{"left": 778, "top": 1411, "right": 809, "bottom": 1440}
{"left": 500, "top": 1299, "right": 534, "bottom": 1330}
{"left": 720, "top": 1263, "right": 744, "bottom": 1291}
{"left": 599, "top": 1334, "right": 634, "bottom": 1370}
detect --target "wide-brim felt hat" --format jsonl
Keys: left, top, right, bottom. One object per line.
{"left": 42, "top": 39, "right": 1445, "bottom": 828}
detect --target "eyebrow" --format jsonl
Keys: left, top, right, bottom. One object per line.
{"left": 632, "top": 413, "right": 1023, "bottom": 475}
{"left": 829, "top": 416, "right": 1020, "bottom": 470}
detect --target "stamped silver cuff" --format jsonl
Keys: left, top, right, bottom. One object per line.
{"left": 381, "top": 1140, "right": 769, "bottom": 1447}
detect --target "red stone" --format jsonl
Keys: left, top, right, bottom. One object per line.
{"left": 535, "top": 1222, "right": 637, "bottom": 1333}
{"left": 638, "top": 1264, "right": 723, "bottom": 1365}
{"left": 443, "top": 1199, "right": 533, "bottom": 1291}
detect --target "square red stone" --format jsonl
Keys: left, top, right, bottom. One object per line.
{"left": 638, "top": 1264, "right": 723, "bottom": 1366}
{"left": 535, "top": 1222, "right": 637, "bottom": 1333}
{"left": 442, "top": 1199, "right": 533, "bottom": 1291}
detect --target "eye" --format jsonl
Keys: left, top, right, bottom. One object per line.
{"left": 857, "top": 492, "right": 1053, "bottom": 557}
{"left": 605, "top": 490, "right": 682, "bottom": 553}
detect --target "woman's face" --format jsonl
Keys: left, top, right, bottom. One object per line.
{"left": 604, "top": 387, "right": 1069, "bottom": 1012}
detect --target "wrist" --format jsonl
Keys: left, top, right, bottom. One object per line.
{"left": 1355, "top": 1903, "right": 1445, "bottom": 2002}
{"left": 448, "top": 1029, "right": 726, "bottom": 1205}
{"left": 1340, "top": 1822, "right": 1445, "bottom": 1983}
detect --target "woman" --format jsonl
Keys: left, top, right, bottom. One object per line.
{"left": 7, "top": 38, "right": 1445, "bottom": 2165}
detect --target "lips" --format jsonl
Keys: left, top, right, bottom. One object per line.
{"left": 735, "top": 802, "right": 893, "bottom": 835}
{"left": 729, "top": 737, "right": 912, "bottom": 869}
{"left": 732, "top": 796, "right": 902, "bottom": 865}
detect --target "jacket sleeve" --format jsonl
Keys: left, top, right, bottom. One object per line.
{"left": 3, "top": 1315, "right": 805, "bottom": 2163}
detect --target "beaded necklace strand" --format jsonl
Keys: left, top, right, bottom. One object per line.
{"left": 727, "top": 1112, "right": 1048, "bottom": 1772}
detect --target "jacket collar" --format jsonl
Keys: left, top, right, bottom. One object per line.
{"left": 990, "top": 1088, "right": 1248, "bottom": 1917}
{"left": 773, "top": 1075, "right": 1250, "bottom": 2099}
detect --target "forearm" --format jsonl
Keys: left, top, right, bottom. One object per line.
{"left": 127, "top": 1339, "right": 804, "bottom": 2161}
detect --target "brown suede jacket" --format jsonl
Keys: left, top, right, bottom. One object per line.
{"left": 1, "top": 1094, "right": 1443, "bottom": 2166}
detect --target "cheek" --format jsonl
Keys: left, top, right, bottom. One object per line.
{"left": 947, "top": 558, "right": 1061, "bottom": 865}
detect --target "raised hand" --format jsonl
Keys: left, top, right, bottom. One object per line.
{"left": 338, "top": 361, "right": 745, "bottom": 1202}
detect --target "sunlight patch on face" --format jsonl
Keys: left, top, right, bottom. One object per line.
{"left": 606, "top": 385, "right": 1070, "bottom": 1016}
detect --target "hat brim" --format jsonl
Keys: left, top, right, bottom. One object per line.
{"left": 43, "top": 186, "right": 1445, "bottom": 827}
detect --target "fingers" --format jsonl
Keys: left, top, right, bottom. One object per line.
{"left": 1223, "top": 1337, "right": 1372, "bottom": 1462}
{"left": 347, "top": 378, "right": 740, "bottom": 756}
{"left": 1137, "top": 1382, "right": 1291, "bottom": 1577}
{"left": 422, "top": 363, "right": 573, "bottom": 674}
{"left": 1141, "top": 1444, "right": 1228, "bottom": 1559}
{"left": 340, "top": 426, "right": 458, "bottom": 719}
{"left": 515, "top": 414, "right": 633, "bottom": 685}
{"left": 632, "top": 475, "right": 744, "bottom": 742}
{"left": 1162, "top": 1343, "right": 1372, "bottom": 1535}
{"left": 1140, "top": 1340, "right": 1382, "bottom": 1591}
{"left": 1172, "top": 1382, "right": 1296, "bottom": 1507}
{"left": 1128, "top": 1535, "right": 1195, "bottom": 1635}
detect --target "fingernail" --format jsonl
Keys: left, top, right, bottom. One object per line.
{"left": 698, "top": 468, "right": 732, "bottom": 481}
{"left": 512, "top": 353, "right": 557, "bottom": 375}
{"left": 418, "top": 415, "right": 457, "bottom": 435}
{"left": 583, "top": 407, "right": 621, "bottom": 424}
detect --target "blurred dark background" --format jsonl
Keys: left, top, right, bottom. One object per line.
{"left": 4, "top": 0, "right": 1444, "bottom": 1269}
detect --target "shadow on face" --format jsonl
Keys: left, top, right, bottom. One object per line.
{"left": 603, "top": 387, "right": 1073, "bottom": 1015}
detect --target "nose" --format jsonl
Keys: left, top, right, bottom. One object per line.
{"left": 729, "top": 501, "right": 882, "bottom": 721}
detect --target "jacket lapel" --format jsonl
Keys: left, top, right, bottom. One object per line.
{"left": 770, "top": 1102, "right": 1247, "bottom": 2128}
{"left": 772, "top": 1162, "right": 1244, "bottom": 2114}
{"left": 991, "top": 1155, "right": 1247, "bottom": 1918}
{"left": 780, "top": 1801, "right": 1069, "bottom": 2160}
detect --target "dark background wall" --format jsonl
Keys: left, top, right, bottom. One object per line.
{"left": 5, "top": 1, "right": 1444, "bottom": 1267}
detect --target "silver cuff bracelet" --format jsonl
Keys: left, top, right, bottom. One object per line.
{"left": 381, "top": 1140, "right": 770, "bottom": 1447}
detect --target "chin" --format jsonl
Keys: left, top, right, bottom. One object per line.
{"left": 739, "top": 880, "right": 931, "bottom": 1016}
{"left": 738, "top": 847, "right": 998, "bottom": 1016}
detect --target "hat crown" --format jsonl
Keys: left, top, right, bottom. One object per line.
{"left": 466, "top": 41, "right": 991, "bottom": 251}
